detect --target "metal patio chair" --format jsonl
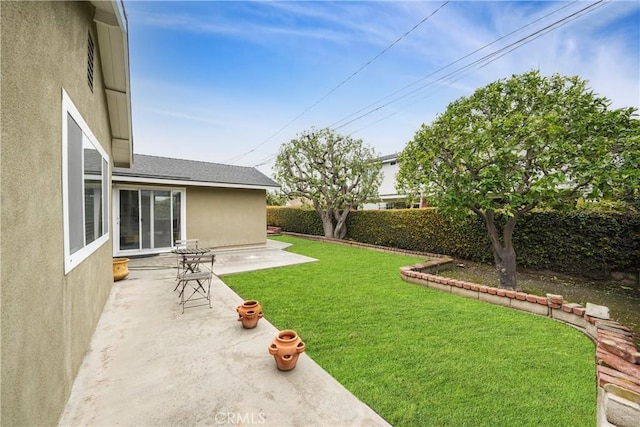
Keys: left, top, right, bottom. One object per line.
{"left": 176, "top": 254, "right": 215, "bottom": 313}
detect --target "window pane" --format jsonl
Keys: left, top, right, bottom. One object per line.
{"left": 141, "top": 190, "right": 151, "bottom": 249}
{"left": 83, "top": 143, "right": 102, "bottom": 245}
{"left": 153, "top": 191, "right": 172, "bottom": 248}
{"left": 67, "top": 114, "right": 84, "bottom": 254}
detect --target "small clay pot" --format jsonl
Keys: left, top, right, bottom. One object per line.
{"left": 268, "top": 329, "right": 305, "bottom": 371}
{"left": 236, "top": 300, "right": 264, "bottom": 329}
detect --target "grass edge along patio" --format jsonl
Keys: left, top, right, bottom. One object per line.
{"left": 222, "top": 235, "right": 596, "bottom": 427}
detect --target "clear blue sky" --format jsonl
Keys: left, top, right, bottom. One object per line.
{"left": 126, "top": 1, "right": 640, "bottom": 176}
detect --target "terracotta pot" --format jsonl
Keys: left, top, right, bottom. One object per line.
{"left": 236, "top": 300, "right": 264, "bottom": 329}
{"left": 268, "top": 329, "right": 305, "bottom": 371}
{"left": 113, "top": 258, "right": 130, "bottom": 281}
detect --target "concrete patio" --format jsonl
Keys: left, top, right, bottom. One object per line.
{"left": 58, "top": 240, "right": 390, "bottom": 426}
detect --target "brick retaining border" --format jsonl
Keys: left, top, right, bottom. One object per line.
{"left": 276, "top": 233, "right": 639, "bottom": 425}
{"left": 267, "top": 226, "right": 282, "bottom": 236}
{"left": 400, "top": 263, "right": 640, "bottom": 427}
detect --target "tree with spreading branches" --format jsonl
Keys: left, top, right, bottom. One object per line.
{"left": 274, "top": 127, "right": 382, "bottom": 239}
{"left": 397, "top": 70, "right": 639, "bottom": 290}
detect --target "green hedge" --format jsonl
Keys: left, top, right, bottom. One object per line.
{"left": 511, "top": 210, "right": 640, "bottom": 277}
{"left": 266, "top": 206, "right": 324, "bottom": 236}
{"left": 267, "top": 207, "right": 640, "bottom": 278}
{"left": 344, "top": 209, "right": 488, "bottom": 259}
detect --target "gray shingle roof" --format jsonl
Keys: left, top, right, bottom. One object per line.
{"left": 113, "top": 154, "right": 279, "bottom": 188}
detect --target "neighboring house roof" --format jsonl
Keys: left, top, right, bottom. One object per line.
{"left": 113, "top": 154, "right": 279, "bottom": 190}
{"left": 91, "top": 1, "right": 133, "bottom": 168}
{"left": 379, "top": 153, "right": 399, "bottom": 162}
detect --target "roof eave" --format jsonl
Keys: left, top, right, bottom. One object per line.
{"left": 112, "top": 175, "right": 280, "bottom": 190}
{"left": 92, "top": 1, "right": 133, "bottom": 168}
{"left": 378, "top": 153, "right": 399, "bottom": 163}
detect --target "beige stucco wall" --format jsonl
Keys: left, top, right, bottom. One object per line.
{"left": 1, "top": 2, "right": 115, "bottom": 425}
{"left": 186, "top": 187, "right": 268, "bottom": 248}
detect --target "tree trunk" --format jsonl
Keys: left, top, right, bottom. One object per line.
{"left": 492, "top": 244, "right": 517, "bottom": 290}
{"left": 322, "top": 217, "right": 335, "bottom": 238}
{"left": 313, "top": 201, "right": 335, "bottom": 238}
{"left": 333, "top": 207, "right": 351, "bottom": 239}
{"left": 480, "top": 210, "right": 519, "bottom": 290}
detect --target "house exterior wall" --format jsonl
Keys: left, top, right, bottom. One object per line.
{"left": 186, "top": 187, "right": 268, "bottom": 248}
{"left": 1, "top": 2, "right": 115, "bottom": 425}
{"left": 378, "top": 160, "right": 401, "bottom": 197}
{"left": 362, "top": 158, "right": 406, "bottom": 210}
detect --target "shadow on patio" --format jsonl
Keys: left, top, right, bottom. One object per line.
{"left": 59, "top": 241, "right": 389, "bottom": 426}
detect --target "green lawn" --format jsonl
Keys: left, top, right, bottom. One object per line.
{"left": 222, "top": 236, "right": 596, "bottom": 426}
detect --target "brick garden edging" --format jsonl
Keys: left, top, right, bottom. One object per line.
{"left": 267, "top": 226, "right": 282, "bottom": 236}
{"left": 400, "top": 263, "right": 640, "bottom": 427}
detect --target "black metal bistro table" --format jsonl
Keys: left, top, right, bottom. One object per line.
{"left": 171, "top": 247, "right": 212, "bottom": 286}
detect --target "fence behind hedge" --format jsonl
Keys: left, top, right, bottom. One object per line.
{"left": 266, "top": 207, "right": 640, "bottom": 279}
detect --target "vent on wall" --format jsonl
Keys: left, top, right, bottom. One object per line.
{"left": 87, "top": 32, "right": 94, "bottom": 92}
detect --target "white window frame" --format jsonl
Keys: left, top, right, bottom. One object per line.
{"left": 62, "top": 88, "right": 110, "bottom": 274}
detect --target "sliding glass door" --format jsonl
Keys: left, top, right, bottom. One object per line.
{"left": 117, "top": 188, "right": 184, "bottom": 253}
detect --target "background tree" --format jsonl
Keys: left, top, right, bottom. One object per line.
{"left": 266, "top": 190, "right": 287, "bottom": 206}
{"left": 397, "top": 70, "right": 639, "bottom": 290}
{"left": 614, "top": 118, "right": 640, "bottom": 211}
{"left": 274, "top": 127, "right": 382, "bottom": 239}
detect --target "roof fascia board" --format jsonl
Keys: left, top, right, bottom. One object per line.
{"left": 115, "top": 0, "right": 127, "bottom": 28}
{"left": 93, "top": 8, "right": 119, "bottom": 26}
{"left": 92, "top": 1, "right": 126, "bottom": 28}
{"left": 112, "top": 175, "right": 279, "bottom": 190}
{"left": 92, "top": 1, "right": 133, "bottom": 168}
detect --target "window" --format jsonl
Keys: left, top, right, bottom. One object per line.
{"left": 62, "top": 89, "right": 109, "bottom": 273}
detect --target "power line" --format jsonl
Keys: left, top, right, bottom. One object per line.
{"left": 253, "top": 153, "right": 277, "bottom": 168}
{"left": 332, "top": 0, "right": 606, "bottom": 132}
{"left": 223, "top": 1, "right": 450, "bottom": 165}
{"left": 254, "top": 0, "right": 607, "bottom": 168}
{"left": 327, "top": 0, "right": 579, "bottom": 130}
